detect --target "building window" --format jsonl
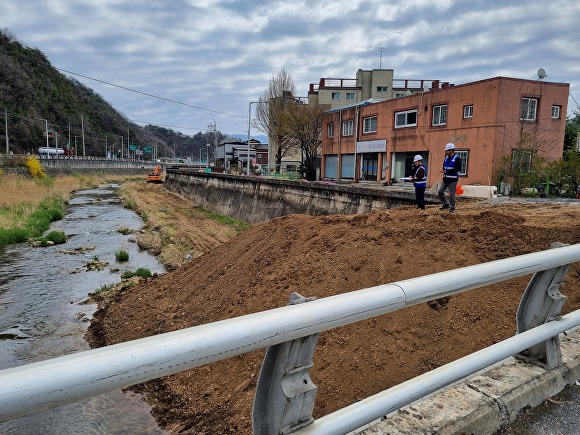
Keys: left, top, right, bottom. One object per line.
{"left": 395, "top": 109, "right": 417, "bottom": 128}
{"left": 346, "top": 92, "right": 355, "bottom": 100}
{"left": 363, "top": 116, "right": 377, "bottom": 133}
{"left": 432, "top": 105, "right": 447, "bottom": 126}
{"left": 331, "top": 92, "right": 341, "bottom": 100}
{"left": 455, "top": 150, "right": 469, "bottom": 176}
{"left": 395, "top": 92, "right": 407, "bottom": 98}
{"left": 463, "top": 105, "right": 474, "bottom": 118}
{"left": 551, "top": 105, "right": 561, "bottom": 119}
{"left": 520, "top": 98, "right": 537, "bottom": 121}
{"left": 327, "top": 123, "right": 334, "bottom": 138}
{"left": 342, "top": 119, "right": 354, "bottom": 136}
{"left": 377, "top": 86, "right": 388, "bottom": 92}
{"left": 511, "top": 149, "right": 533, "bottom": 174}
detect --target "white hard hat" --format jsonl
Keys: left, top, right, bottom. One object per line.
{"left": 444, "top": 143, "right": 456, "bottom": 151}
{"left": 413, "top": 154, "right": 423, "bottom": 162}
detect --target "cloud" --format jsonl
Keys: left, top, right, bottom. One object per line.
{"left": 1, "top": 0, "right": 579, "bottom": 137}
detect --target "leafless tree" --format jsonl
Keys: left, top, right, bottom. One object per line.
{"left": 286, "top": 102, "right": 324, "bottom": 179}
{"left": 254, "top": 69, "right": 299, "bottom": 171}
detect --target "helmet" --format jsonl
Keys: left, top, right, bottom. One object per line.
{"left": 444, "top": 143, "right": 456, "bottom": 151}
{"left": 413, "top": 154, "right": 423, "bottom": 162}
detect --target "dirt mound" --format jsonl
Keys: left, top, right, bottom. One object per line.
{"left": 86, "top": 200, "right": 580, "bottom": 434}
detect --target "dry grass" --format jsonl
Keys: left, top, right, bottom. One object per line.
{"left": 0, "top": 173, "right": 134, "bottom": 229}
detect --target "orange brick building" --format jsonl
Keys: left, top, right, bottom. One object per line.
{"left": 320, "top": 77, "right": 569, "bottom": 187}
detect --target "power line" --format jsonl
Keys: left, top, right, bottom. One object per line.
{"left": 56, "top": 67, "right": 246, "bottom": 119}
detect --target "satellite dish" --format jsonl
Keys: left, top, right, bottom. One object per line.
{"left": 537, "top": 68, "right": 547, "bottom": 80}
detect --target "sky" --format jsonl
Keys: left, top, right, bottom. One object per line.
{"left": 1, "top": 0, "right": 579, "bottom": 138}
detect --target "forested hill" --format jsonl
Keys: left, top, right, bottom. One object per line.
{"left": 0, "top": 28, "right": 226, "bottom": 158}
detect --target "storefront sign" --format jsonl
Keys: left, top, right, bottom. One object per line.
{"left": 356, "top": 139, "right": 387, "bottom": 153}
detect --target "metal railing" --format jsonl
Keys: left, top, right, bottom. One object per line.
{"left": 0, "top": 243, "right": 579, "bottom": 434}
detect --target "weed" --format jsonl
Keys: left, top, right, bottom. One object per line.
{"left": 117, "top": 226, "right": 132, "bottom": 235}
{"left": 115, "top": 249, "right": 129, "bottom": 262}
{"left": 199, "top": 207, "right": 250, "bottom": 233}
{"left": 121, "top": 270, "right": 135, "bottom": 279}
{"left": 135, "top": 267, "right": 152, "bottom": 278}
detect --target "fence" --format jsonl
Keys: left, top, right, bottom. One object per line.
{"left": 0, "top": 243, "right": 579, "bottom": 434}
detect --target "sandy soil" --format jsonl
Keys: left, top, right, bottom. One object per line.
{"left": 85, "top": 186, "right": 580, "bottom": 435}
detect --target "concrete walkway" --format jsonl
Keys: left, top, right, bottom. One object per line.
{"left": 356, "top": 326, "right": 580, "bottom": 434}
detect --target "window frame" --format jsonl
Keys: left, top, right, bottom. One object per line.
{"left": 342, "top": 119, "right": 354, "bottom": 136}
{"left": 520, "top": 98, "right": 538, "bottom": 121}
{"left": 454, "top": 149, "right": 469, "bottom": 176}
{"left": 463, "top": 105, "right": 474, "bottom": 119}
{"left": 551, "top": 105, "right": 561, "bottom": 119}
{"left": 327, "top": 122, "right": 334, "bottom": 138}
{"left": 394, "top": 109, "right": 418, "bottom": 128}
{"left": 345, "top": 92, "right": 356, "bottom": 101}
{"left": 432, "top": 104, "right": 447, "bottom": 126}
{"left": 331, "top": 92, "right": 341, "bottom": 100}
{"left": 363, "top": 116, "right": 377, "bottom": 133}
{"left": 376, "top": 86, "right": 388, "bottom": 92}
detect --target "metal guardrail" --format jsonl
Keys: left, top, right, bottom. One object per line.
{"left": 0, "top": 243, "right": 579, "bottom": 434}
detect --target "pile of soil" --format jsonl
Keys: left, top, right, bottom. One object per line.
{"left": 86, "top": 199, "right": 580, "bottom": 434}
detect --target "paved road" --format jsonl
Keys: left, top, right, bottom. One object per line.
{"left": 495, "top": 382, "right": 580, "bottom": 435}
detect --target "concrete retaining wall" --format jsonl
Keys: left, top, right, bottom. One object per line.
{"left": 164, "top": 170, "right": 425, "bottom": 224}
{"left": 0, "top": 155, "right": 155, "bottom": 176}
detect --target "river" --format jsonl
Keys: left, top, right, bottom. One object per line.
{"left": 0, "top": 185, "right": 167, "bottom": 434}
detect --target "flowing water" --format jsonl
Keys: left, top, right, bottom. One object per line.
{"left": 0, "top": 185, "right": 167, "bottom": 434}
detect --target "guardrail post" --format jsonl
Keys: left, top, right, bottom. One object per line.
{"left": 252, "top": 292, "right": 319, "bottom": 435}
{"left": 516, "top": 242, "right": 570, "bottom": 369}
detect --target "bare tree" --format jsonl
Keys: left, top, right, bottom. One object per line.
{"left": 286, "top": 102, "right": 324, "bottom": 180}
{"left": 254, "top": 69, "right": 299, "bottom": 172}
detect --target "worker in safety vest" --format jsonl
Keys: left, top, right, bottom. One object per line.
{"left": 410, "top": 154, "right": 427, "bottom": 210}
{"left": 438, "top": 143, "right": 461, "bottom": 213}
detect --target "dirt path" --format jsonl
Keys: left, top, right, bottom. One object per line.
{"left": 86, "top": 188, "right": 580, "bottom": 435}
{"left": 118, "top": 181, "right": 248, "bottom": 270}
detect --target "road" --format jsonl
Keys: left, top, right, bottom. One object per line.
{"left": 495, "top": 382, "right": 580, "bottom": 434}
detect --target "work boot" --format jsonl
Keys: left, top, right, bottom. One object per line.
{"left": 449, "top": 208, "right": 455, "bottom": 213}
{"left": 440, "top": 204, "right": 449, "bottom": 210}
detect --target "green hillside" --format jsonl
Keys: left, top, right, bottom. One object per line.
{"left": 0, "top": 28, "right": 226, "bottom": 159}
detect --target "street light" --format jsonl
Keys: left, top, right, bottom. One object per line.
{"left": 247, "top": 101, "right": 269, "bottom": 175}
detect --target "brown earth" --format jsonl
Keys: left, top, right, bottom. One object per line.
{"left": 85, "top": 185, "right": 580, "bottom": 435}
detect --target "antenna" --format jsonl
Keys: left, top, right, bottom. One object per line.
{"left": 379, "top": 47, "right": 387, "bottom": 69}
{"left": 537, "top": 68, "right": 547, "bottom": 80}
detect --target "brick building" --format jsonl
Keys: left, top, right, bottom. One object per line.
{"left": 320, "top": 76, "right": 569, "bottom": 188}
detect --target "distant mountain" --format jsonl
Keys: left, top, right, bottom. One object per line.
{"left": 0, "top": 28, "right": 230, "bottom": 159}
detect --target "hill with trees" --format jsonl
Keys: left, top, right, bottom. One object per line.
{"left": 0, "top": 28, "right": 228, "bottom": 159}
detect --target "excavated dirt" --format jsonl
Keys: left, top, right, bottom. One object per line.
{"left": 85, "top": 195, "right": 580, "bottom": 435}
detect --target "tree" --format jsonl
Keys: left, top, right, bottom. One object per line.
{"left": 255, "top": 69, "right": 299, "bottom": 172}
{"left": 286, "top": 102, "right": 324, "bottom": 180}
{"left": 565, "top": 110, "right": 580, "bottom": 152}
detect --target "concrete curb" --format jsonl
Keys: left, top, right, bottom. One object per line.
{"left": 357, "top": 326, "right": 580, "bottom": 434}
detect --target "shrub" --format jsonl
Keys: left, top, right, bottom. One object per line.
{"left": 115, "top": 249, "right": 129, "bottom": 262}
{"left": 24, "top": 156, "right": 46, "bottom": 178}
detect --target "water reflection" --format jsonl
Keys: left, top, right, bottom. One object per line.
{"left": 0, "top": 184, "right": 167, "bottom": 434}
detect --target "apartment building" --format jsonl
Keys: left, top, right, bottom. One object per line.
{"left": 320, "top": 76, "right": 569, "bottom": 187}
{"left": 308, "top": 68, "right": 439, "bottom": 109}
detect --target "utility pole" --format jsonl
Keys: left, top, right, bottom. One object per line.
{"left": 81, "top": 114, "right": 86, "bottom": 156}
{"left": 4, "top": 108, "right": 8, "bottom": 153}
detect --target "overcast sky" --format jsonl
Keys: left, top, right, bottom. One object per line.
{"left": 2, "top": 0, "right": 579, "bottom": 138}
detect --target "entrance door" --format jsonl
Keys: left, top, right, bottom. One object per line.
{"left": 361, "top": 153, "right": 378, "bottom": 181}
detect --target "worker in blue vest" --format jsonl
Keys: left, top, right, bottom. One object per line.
{"left": 410, "top": 154, "right": 427, "bottom": 210}
{"left": 438, "top": 143, "right": 462, "bottom": 213}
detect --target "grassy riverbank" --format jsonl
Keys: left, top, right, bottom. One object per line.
{"left": 0, "top": 173, "right": 135, "bottom": 247}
